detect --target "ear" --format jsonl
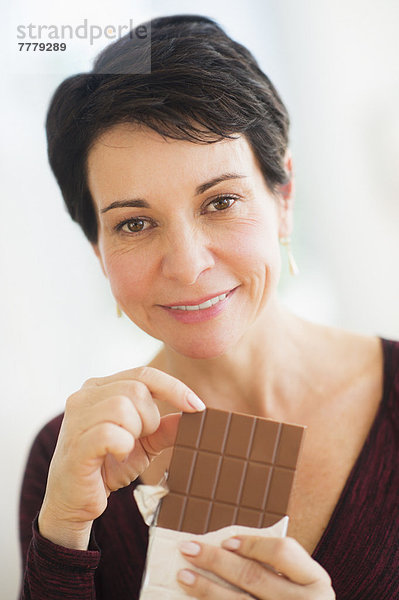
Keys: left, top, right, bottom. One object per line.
{"left": 91, "top": 243, "right": 108, "bottom": 278}
{"left": 277, "top": 150, "right": 295, "bottom": 238}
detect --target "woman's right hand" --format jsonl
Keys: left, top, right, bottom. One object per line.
{"left": 38, "top": 366, "right": 205, "bottom": 550}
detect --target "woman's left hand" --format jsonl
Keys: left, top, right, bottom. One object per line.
{"left": 177, "top": 535, "right": 335, "bottom": 599}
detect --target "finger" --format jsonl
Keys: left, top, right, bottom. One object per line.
{"left": 81, "top": 366, "right": 205, "bottom": 412}
{"left": 140, "top": 413, "right": 181, "bottom": 457}
{"left": 222, "top": 536, "right": 330, "bottom": 586}
{"left": 80, "top": 422, "right": 135, "bottom": 463}
{"left": 177, "top": 567, "right": 252, "bottom": 599}
{"left": 71, "top": 380, "right": 162, "bottom": 438}
{"left": 96, "top": 381, "right": 161, "bottom": 438}
{"left": 179, "top": 541, "right": 299, "bottom": 600}
{"left": 79, "top": 394, "right": 147, "bottom": 439}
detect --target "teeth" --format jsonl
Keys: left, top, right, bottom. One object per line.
{"left": 170, "top": 292, "right": 228, "bottom": 311}
{"left": 186, "top": 304, "right": 199, "bottom": 311}
{"left": 199, "top": 299, "right": 213, "bottom": 309}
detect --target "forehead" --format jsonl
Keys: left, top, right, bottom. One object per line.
{"left": 87, "top": 123, "right": 261, "bottom": 202}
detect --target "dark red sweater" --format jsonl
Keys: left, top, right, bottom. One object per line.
{"left": 19, "top": 338, "right": 399, "bottom": 599}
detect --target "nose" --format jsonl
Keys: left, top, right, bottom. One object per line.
{"left": 160, "top": 224, "right": 215, "bottom": 285}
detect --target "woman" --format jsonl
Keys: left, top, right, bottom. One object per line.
{"left": 19, "top": 14, "right": 399, "bottom": 600}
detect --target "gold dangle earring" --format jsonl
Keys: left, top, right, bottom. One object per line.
{"left": 116, "top": 303, "right": 123, "bottom": 318}
{"left": 279, "top": 236, "right": 299, "bottom": 276}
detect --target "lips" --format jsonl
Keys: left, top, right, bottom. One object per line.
{"left": 161, "top": 288, "right": 237, "bottom": 311}
{"left": 159, "top": 286, "right": 238, "bottom": 324}
{"left": 169, "top": 292, "right": 228, "bottom": 311}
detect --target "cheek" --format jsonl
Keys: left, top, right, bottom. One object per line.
{"left": 221, "top": 218, "right": 281, "bottom": 273}
{"left": 221, "top": 218, "right": 282, "bottom": 312}
{"left": 102, "top": 249, "right": 155, "bottom": 305}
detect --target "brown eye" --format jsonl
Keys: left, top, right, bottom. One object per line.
{"left": 209, "top": 196, "right": 236, "bottom": 211}
{"left": 118, "top": 218, "right": 150, "bottom": 233}
{"left": 126, "top": 219, "right": 145, "bottom": 232}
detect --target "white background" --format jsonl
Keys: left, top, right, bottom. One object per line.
{"left": 1, "top": 1, "right": 399, "bottom": 597}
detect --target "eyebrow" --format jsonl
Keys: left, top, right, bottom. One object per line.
{"left": 100, "top": 198, "right": 150, "bottom": 213}
{"left": 99, "top": 172, "right": 247, "bottom": 214}
{"left": 194, "top": 172, "right": 247, "bottom": 195}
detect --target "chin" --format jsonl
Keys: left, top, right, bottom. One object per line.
{"left": 168, "top": 332, "right": 240, "bottom": 360}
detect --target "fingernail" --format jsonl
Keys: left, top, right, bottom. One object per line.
{"left": 222, "top": 537, "right": 241, "bottom": 550}
{"left": 177, "top": 569, "right": 196, "bottom": 586}
{"left": 187, "top": 392, "right": 206, "bottom": 411}
{"left": 179, "top": 541, "right": 201, "bottom": 556}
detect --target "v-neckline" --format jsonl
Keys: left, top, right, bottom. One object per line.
{"left": 311, "top": 336, "right": 391, "bottom": 558}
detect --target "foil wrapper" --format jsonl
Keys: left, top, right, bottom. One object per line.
{"left": 134, "top": 481, "right": 169, "bottom": 526}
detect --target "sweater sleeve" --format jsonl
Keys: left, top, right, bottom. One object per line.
{"left": 19, "top": 414, "right": 101, "bottom": 599}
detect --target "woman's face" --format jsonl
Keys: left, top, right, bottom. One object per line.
{"left": 88, "top": 123, "right": 292, "bottom": 359}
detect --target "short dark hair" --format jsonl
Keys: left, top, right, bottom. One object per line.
{"left": 46, "top": 14, "right": 290, "bottom": 243}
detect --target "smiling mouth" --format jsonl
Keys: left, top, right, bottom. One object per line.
{"left": 168, "top": 292, "right": 229, "bottom": 311}
{"left": 161, "top": 287, "right": 237, "bottom": 311}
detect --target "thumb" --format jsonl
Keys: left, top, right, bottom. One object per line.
{"left": 141, "top": 413, "right": 181, "bottom": 457}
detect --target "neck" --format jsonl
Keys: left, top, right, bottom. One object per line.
{"left": 152, "top": 297, "right": 319, "bottom": 421}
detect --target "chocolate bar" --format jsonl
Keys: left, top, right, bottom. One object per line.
{"left": 156, "top": 408, "right": 306, "bottom": 534}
